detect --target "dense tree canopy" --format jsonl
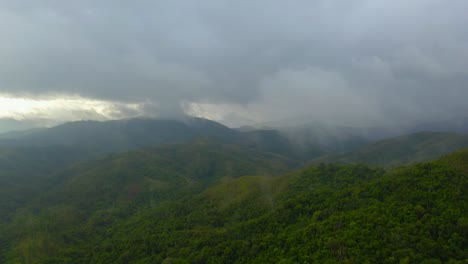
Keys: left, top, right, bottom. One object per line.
{"left": 1, "top": 147, "right": 466, "bottom": 263}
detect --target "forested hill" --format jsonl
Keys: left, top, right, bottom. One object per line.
{"left": 0, "top": 140, "right": 297, "bottom": 263}
{"left": 0, "top": 140, "right": 296, "bottom": 220}
{"left": 313, "top": 131, "right": 468, "bottom": 167}
{"left": 2, "top": 148, "right": 466, "bottom": 263}
{"left": 0, "top": 146, "right": 91, "bottom": 222}
{"left": 4, "top": 118, "right": 468, "bottom": 167}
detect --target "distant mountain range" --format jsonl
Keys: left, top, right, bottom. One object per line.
{"left": 277, "top": 117, "right": 468, "bottom": 148}
{"left": 3, "top": 116, "right": 468, "bottom": 166}
{"left": 3, "top": 116, "right": 468, "bottom": 146}
{"left": 0, "top": 117, "right": 239, "bottom": 148}
{"left": 313, "top": 131, "right": 468, "bottom": 167}
{"left": 0, "top": 117, "right": 327, "bottom": 162}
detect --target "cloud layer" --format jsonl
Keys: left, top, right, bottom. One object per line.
{"left": 1, "top": 0, "right": 467, "bottom": 127}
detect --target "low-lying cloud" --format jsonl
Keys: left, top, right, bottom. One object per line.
{"left": 0, "top": 0, "right": 467, "bottom": 128}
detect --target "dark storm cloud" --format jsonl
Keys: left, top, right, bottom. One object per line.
{"left": 0, "top": 0, "right": 467, "bottom": 124}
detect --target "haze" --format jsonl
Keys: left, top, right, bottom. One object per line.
{"left": 1, "top": 0, "right": 467, "bottom": 132}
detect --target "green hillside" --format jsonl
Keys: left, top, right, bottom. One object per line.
{"left": 314, "top": 131, "right": 468, "bottom": 167}
{"left": 0, "top": 140, "right": 296, "bottom": 263}
{"left": 0, "top": 146, "right": 92, "bottom": 222}
{"left": 38, "top": 140, "right": 296, "bottom": 210}
{"left": 2, "top": 148, "right": 466, "bottom": 263}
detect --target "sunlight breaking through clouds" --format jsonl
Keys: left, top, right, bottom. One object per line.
{"left": 0, "top": 94, "right": 142, "bottom": 122}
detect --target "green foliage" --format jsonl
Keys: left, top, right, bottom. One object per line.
{"left": 0, "top": 140, "right": 296, "bottom": 263}
{"left": 1, "top": 145, "right": 467, "bottom": 263}
{"left": 0, "top": 146, "right": 89, "bottom": 222}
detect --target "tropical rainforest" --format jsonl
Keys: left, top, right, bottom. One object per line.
{"left": 0, "top": 118, "right": 466, "bottom": 263}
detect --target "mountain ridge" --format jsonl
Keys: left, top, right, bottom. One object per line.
{"left": 312, "top": 131, "right": 468, "bottom": 167}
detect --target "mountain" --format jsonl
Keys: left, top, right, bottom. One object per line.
{"left": 3, "top": 148, "right": 466, "bottom": 263}
{"left": 0, "top": 117, "right": 314, "bottom": 230}
{"left": 3, "top": 116, "right": 468, "bottom": 155}
{"left": 0, "top": 117, "right": 321, "bottom": 161}
{"left": 313, "top": 131, "right": 468, "bottom": 167}
{"left": 0, "top": 117, "right": 239, "bottom": 149}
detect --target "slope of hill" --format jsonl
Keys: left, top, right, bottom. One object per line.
{"left": 314, "top": 131, "right": 468, "bottom": 167}
{"left": 40, "top": 140, "right": 297, "bottom": 208}
{"left": 2, "top": 149, "right": 466, "bottom": 263}
{"left": 0, "top": 146, "right": 92, "bottom": 222}
{"left": 0, "top": 140, "right": 297, "bottom": 263}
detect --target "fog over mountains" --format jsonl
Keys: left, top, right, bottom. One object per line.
{"left": 2, "top": 116, "right": 468, "bottom": 165}
{"left": 1, "top": 0, "right": 468, "bottom": 130}
{"left": 0, "top": 116, "right": 466, "bottom": 262}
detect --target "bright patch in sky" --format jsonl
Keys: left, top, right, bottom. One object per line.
{"left": 0, "top": 94, "right": 141, "bottom": 121}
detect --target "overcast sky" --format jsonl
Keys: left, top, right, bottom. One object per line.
{"left": 0, "top": 0, "right": 467, "bottom": 131}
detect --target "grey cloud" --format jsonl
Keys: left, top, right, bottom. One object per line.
{"left": 255, "top": 67, "right": 381, "bottom": 125}
{"left": 0, "top": 0, "right": 467, "bottom": 125}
